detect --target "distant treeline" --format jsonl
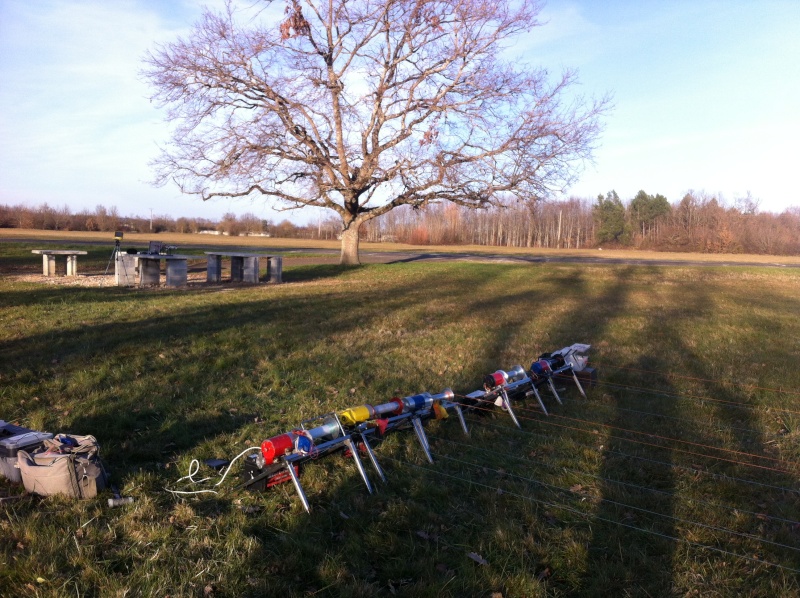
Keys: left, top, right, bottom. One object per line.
{"left": 0, "top": 203, "right": 338, "bottom": 240}
{"left": 364, "top": 190, "right": 800, "bottom": 255}
{"left": 3, "top": 191, "right": 800, "bottom": 254}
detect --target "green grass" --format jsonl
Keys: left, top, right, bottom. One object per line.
{"left": 2, "top": 249, "right": 800, "bottom": 596}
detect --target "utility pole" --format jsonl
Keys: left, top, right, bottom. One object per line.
{"left": 149, "top": 208, "right": 153, "bottom": 232}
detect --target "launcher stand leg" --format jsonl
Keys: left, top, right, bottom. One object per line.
{"left": 285, "top": 461, "right": 311, "bottom": 513}
{"left": 454, "top": 404, "right": 470, "bottom": 436}
{"left": 360, "top": 435, "right": 386, "bottom": 483}
{"left": 572, "top": 371, "right": 587, "bottom": 399}
{"left": 345, "top": 438, "right": 373, "bottom": 494}
{"left": 547, "top": 378, "right": 563, "bottom": 405}
{"left": 529, "top": 385, "right": 549, "bottom": 415}
{"left": 501, "top": 389, "right": 522, "bottom": 429}
{"left": 411, "top": 417, "right": 434, "bottom": 463}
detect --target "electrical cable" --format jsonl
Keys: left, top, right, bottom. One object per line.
{"left": 165, "top": 446, "right": 261, "bottom": 496}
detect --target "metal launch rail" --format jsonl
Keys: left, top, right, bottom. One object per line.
{"left": 241, "top": 343, "right": 593, "bottom": 513}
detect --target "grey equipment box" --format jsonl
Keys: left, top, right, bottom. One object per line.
{"left": 0, "top": 421, "right": 53, "bottom": 484}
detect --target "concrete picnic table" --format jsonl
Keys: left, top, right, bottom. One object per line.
{"left": 31, "top": 249, "right": 88, "bottom": 276}
{"left": 205, "top": 252, "right": 283, "bottom": 284}
{"left": 132, "top": 254, "right": 193, "bottom": 288}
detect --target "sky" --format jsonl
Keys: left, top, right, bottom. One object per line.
{"left": 1, "top": 0, "right": 798, "bottom": 224}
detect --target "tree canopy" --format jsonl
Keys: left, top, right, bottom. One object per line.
{"left": 630, "top": 190, "right": 670, "bottom": 236}
{"left": 594, "top": 190, "right": 630, "bottom": 244}
{"left": 144, "top": 0, "right": 609, "bottom": 263}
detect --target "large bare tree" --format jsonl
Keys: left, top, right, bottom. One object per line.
{"left": 144, "top": 0, "right": 609, "bottom": 264}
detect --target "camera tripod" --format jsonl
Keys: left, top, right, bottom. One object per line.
{"left": 104, "top": 239, "right": 122, "bottom": 276}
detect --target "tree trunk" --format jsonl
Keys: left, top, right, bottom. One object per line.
{"left": 340, "top": 222, "right": 361, "bottom": 265}
{"left": 556, "top": 209, "right": 562, "bottom": 248}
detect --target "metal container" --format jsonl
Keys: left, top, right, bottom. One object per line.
{"left": 0, "top": 422, "right": 53, "bottom": 484}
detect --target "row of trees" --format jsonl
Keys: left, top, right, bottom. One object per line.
{"left": 0, "top": 203, "right": 327, "bottom": 239}
{"left": 362, "top": 190, "right": 800, "bottom": 255}
{"left": 589, "top": 190, "right": 800, "bottom": 254}
{"left": 363, "top": 199, "right": 595, "bottom": 248}
{"left": 0, "top": 203, "right": 216, "bottom": 235}
{"left": 3, "top": 191, "right": 799, "bottom": 254}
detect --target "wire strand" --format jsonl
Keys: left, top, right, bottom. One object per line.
{"left": 382, "top": 455, "right": 800, "bottom": 575}
{"left": 461, "top": 400, "right": 798, "bottom": 475}
{"left": 513, "top": 403, "right": 798, "bottom": 471}
{"left": 427, "top": 434, "right": 800, "bottom": 528}
{"left": 593, "top": 380, "right": 800, "bottom": 417}
{"left": 431, "top": 451, "right": 800, "bottom": 554}
{"left": 594, "top": 362, "right": 800, "bottom": 399}
{"left": 587, "top": 402, "right": 767, "bottom": 438}
{"left": 464, "top": 417, "right": 800, "bottom": 496}
{"left": 165, "top": 447, "right": 261, "bottom": 497}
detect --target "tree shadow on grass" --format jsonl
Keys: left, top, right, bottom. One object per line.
{"left": 228, "top": 266, "right": 652, "bottom": 597}
{"left": 10, "top": 262, "right": 795, "bottom": 596}
{"left": 577, "top": 266, "right": 800, "bottom": 596}
{"left": 282, "top": 263, "right": 366, "bottom": 283}
{"left": 2, "top": 262, "right": 548, "bottom": 460}
{"left": 1, "top": 264, "right": 529, "bottom": 595}
{"left": 522, "top": 265, "right": 685, "bottom": 596}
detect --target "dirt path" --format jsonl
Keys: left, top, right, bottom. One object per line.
{"left": 365, "top": 250, "right": 800, "bottom": 268}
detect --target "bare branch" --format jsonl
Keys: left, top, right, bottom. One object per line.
{"left": 143, "top": 0, "right": 610, "bottom": 263}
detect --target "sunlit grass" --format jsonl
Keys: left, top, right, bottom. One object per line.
{"left": 3, "top": 227, "right": 800, "bottom": 265}
{"left": 1, "top": 255, "right": 800, "bottom": 596}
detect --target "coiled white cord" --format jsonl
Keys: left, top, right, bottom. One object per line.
{"left": 165, "top": 446, "right": 262, "bottom": 496}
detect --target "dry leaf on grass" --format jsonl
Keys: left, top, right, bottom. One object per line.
{"left": 467, "top": 551, "right": 488, "bottom": 565}
{"left": 536, "top": 566, "right": 552, "bottom": 582}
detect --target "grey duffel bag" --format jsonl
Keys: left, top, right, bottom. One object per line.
{"left": 18, "top": 434, "right": 107, "bottom": 499}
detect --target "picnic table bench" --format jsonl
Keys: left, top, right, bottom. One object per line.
{"left": 113, "top": 241, "right": 193, "bottom": 288}
{"left": 31, "top": 250, "right": 88, "bottom": 276}
{"left": 132, "top": 254, "right": 192, "bottom": 287}
{"left": 205, "top": 252, "right": 283, "bottom": 284}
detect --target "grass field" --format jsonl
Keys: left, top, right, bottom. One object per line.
{"left": 2, "top": 237, "right": 800, "bottom": 597}
{"left": 3, "top": 227, "right": 800, "bottom": 266}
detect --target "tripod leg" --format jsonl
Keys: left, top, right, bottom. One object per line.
{"left": 105, "top": 242, "right": 122, "bottom": 278}
{"left": 454, "top": 404, "right": 469, "bottom": 436}
{"left": 285, "top": 461, "right": 311, "bottom": 513}
{"left": 104, "top": 247, "right": 117, "bottom": 277}
{"left": 572, "top": 370, "right": 587, "bottom": 399}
